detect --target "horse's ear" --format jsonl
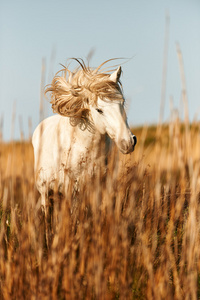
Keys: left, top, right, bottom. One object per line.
{"left": 109, "top": 66, "right": 122, "bottom": 82}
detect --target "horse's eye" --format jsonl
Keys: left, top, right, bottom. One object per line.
{"left": 96, "top": 108, "right": 103, "bottom": 114}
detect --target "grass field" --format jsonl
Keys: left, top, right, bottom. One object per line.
{"left": 0, "top": 119, "right": 200, "bottom": 299}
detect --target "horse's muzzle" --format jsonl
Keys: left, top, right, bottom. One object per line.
{"left": 119, "top": 135, "right": 137, "bottom": 154}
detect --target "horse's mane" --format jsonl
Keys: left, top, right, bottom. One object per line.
{"left": 45, "top": 58, "right": 124, "bottom": 119}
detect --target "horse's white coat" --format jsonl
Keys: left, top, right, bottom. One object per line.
{"left": 32, "top": 64, "right": 137, "bottom": 205}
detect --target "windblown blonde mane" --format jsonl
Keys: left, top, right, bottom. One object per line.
{"left": 45, "top": 58, "right": 124, "bottom": 119}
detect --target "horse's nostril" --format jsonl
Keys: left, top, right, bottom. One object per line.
{"left": 133, "top": 135, "right": 137, "bottom": 146}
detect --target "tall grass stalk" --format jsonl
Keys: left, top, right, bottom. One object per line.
{"left": 0, "top": 117, "right": 200, "bottom": 299}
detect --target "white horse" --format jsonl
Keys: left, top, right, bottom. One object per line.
{"left": 32, "top": 59, "right": 137, "bottom": 206}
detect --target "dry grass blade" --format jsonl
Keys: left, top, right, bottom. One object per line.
{"left": 0, "top": 119, "right": 200, "bottom": 299}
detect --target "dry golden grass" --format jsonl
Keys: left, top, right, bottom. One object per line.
{"left": 0, "top": 119, "right": 200, "bottom": 299}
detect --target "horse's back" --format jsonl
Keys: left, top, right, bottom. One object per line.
{"left": 32, "top": 115, "right": 60, "bottom": 148}
{"left": 32, "top": 115, "right": 67, "bottom": 171}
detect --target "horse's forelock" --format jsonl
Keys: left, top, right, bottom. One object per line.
{"left": 45, "top": 59, "right": 124, "bottom": 118}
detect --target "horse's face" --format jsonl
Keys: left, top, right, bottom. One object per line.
{"left": 90, "top": 67, "right": 137, "bottom": 154}
{"left": 90, "top": 98, "right": 136, "bottom": 154}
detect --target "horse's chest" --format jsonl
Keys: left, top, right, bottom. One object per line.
{"left": 61, "top": 145, "right": 99, "bottom": 178}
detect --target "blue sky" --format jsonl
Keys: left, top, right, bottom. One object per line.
{"left": 0, "top": 0, "right": 200, "bottom": 140}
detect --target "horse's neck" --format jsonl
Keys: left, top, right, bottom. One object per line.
{"left": 81, "top": 127, "right": 105, "bottom": 155}
{"left": 64, "top": 122, "right": 106, "bottom": 176}
{"left": 67, "top": 118, "right": 104, "bottom": 154}
{"left": 60, "top": 116, "right": 108, "bottom": 159}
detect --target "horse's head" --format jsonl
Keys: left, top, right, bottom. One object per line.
{"left": 90, "top": 67, "right": 137, "bottom": 154}
{"left": 46, "top": 59, "right": 137, "bottom": 154}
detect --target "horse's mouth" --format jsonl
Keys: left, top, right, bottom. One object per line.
{"left": 119, "top": 144, "right": 135, "bottom": 154}
{"left": 119, "top": 138, "right": 136, "bottom": 154}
